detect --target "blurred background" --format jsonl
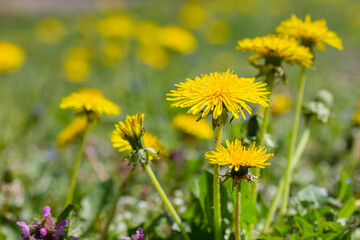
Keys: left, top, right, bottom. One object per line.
{"left": 0, "top": 0, "right": 360, "bottom": 238}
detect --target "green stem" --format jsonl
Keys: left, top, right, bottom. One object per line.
{"left": 279, "top": 67, "right": 306, "bottom": 220}
{"left": 214, "top": 124, "right": 223, "bottom": 240}
{"left": 262, "top": 127, "right": 310, "bottom": 232}
{"left": 235, "top": 182, "right": 242, "bottom": 240}
{"left": 65, "top": 132, "right": 86, "bottom": 206}
{"left": 143, "top": 163, "right": 190, "bottom": 240}
{"left": 248, "top": 73, "right": 274, "bottom": 239}
{"left": 102, "top": 169, "right": 136, "bottom": 240}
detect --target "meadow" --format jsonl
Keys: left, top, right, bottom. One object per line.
{"left": 0, "top": 0, "right": 360, "bottom": 239}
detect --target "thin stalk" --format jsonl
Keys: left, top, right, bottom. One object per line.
{"left": 248, "top": 73, "right": 274, "bottom": 239}
{"left": 279, "top": 67, "right": 306, "bottom": 220}
{"left": 214, "top": 124, "right": 224, "bottom": 240}
{"left": 235, "top": 183, "right": 242, "bottom": 240}
{"left": 102, "top": 169, "right": 136, "bottom": 240}
{"left": 262, "top": 127, "right": 310, "bottom": 232}
{"left": 143, "top": 163, "right": 190, "bottom": 240}
{"left": 65, "top": 132, "right": 86, "bottom": 206}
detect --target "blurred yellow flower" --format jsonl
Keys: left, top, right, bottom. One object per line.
{"left": 276, "top": 15, "right": 343, "bottom": 51}
{"left": 64, "top": 59, "right": 90, "bottom": 82}
{"left": 270, "top": 93, "right": 292, "bottom": 115}
{"left": 57, "top": 115, "right": 88, "bottom": 148}
{"left": 205, "top": 139, "right": 273, "bottom": 171}
{"left": 237, "top": 34, "right": 313, "bottom": 67}
{"left": 353, "top": 112, "right": 360, "bottom": 126}
{"left": 59, "top": 88, "right": 120, "bottom": 116}
{"left": 205, "top": 21, "right": 231, "bottom": 45}
{"left": 0, "top": 42, "right": 25, "bottom": 73}
{"left": 135, "top": 21, "right": 161, "bottom": 45}
{"left": 157, "top": 26, "right": 197, "bottom": 53}
{"left": 138, "top": 44, "right": 169, "bottom": 69}
{"left": 180, "top": 2, "right": 207, "bottom": 29}
{"left": 172, "top": 114, "right": 214, "bottom": 140}
{"left": 36, "top": 18, "right": 66, "bottom": 44}
{"left": 101, "top": 41, "right": 127, "bottom": 67}
{"left": 63, "top": 46, "right": 92, "bottom": 82}
{"left": 98, "top": 14, "right": 133, "bottom": 39}
{"left": 167, "top": 69, "right": 270, "bottom": 120}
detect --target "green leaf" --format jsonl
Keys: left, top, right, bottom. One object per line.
{"left": 337, "top": 172, "right": 352, "bottom": 201}
{"left": 56, "top": 204, "right": 76, "bottom": 225}
{"left": 198, "top": 171, "right": 214, "bottom": 229}
{"left": 79, "top": 179, "right": 115, "bottom": 235}
{"left": 294, "top": 216, "right": 317, "bottom": 238}
{"left": 297, "top": 185, "right": 331, "bottom": 208}
{"left": 338, "top": 197, "right": 356, "bottom": 219}
{"left": 240, "top": 181, "right": 257, "bottom": 224}
{"left": 324, "top": 221, "right": 345, "bottom": 232}
{"left": 257, "top": 235, "right": 283, "bottom": 240}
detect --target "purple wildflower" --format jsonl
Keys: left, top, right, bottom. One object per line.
{"left": 124, "top": 228, "right": 146, "bottom": 240}
{"left": 16, "top": 206, "right": 74, "bottom": 240}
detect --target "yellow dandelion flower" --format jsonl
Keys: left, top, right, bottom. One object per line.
{"left": 57, "top": 115, "right": 88, "bottom": 148}
{"left": 36, "top": 18, "right": 66, "bottom": 44}
{"left": 97, "top": 14, "right": 133, "bottom": 39}
{"left": 101, "top": 41, "right": 127, "bottom": 67}
{"left": 236, "top": 34, "right": 313, "bottom": 67}
{"left": 172, "top": 114, "right": 213, "bottom": 140}
{"left": 64, "top": 58, "right": 90, "bottom": 82}
{"left": 180, "top": 2, "right": 208, "bottom": 29}
{"left": 0, "top": 42, "right": 25, "bottom": 73}
{"left": 135, "top": 21, "right": 160, "bottom": 46}
{"left": 111, "top": 132, "right": 168, "bottom": 159}
{"left": 270, "top": 93, "right": 292, "bottom": 115}
{"left": 138, "top": 44, "right": 169, "bottom": 69}
{"left": 204, "top": 139, "right": 273, "bottom": 171}
{"left": 59, "top": 88, "right": 120, "bottom": 116}
{"left": 205, "top": 21, "right": 231, "bottom": 45}
{"left": 276, "top": 14, "right": 343, "bottom": 51}
{"left": 157, "top": 26, "right": 197, "bottom": 54}
{"left": 167, "top": 69, "right": 270, "bottom": 120}
{"left": 353, "top": 111, "right": 360, "bottom": 126}
{"left": 113, "top": 113, "right": 144, "bottom": 143}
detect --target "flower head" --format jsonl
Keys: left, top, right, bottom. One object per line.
{"left": 124, "top": 227, "right": 145, "bottom": 240}
{"left": 59, "top": 88, "right": 120, "bottom": 117}
{"left": 57, "top": 115, "right": 88, "bottom": 148}
{"left": 157, "top": 26, "right": 197, "bottom": 53}
{"left": 167, "top": 69, "right": 270, "bottom": 120}
{"left": 205, "top": 139, "right": 273, "bottom": 171}
{"left": 172, "top": 114, "right": 213, "bottom": 140}
{"left": 0, "top": 41, "right": 25, "bottom": 73}
{"left": 276, "top": 14, "right": 343, "bottom": 51}
{"left": 16, "top": 206, "right": 74, "bottom": 240}
{"left": 270, "top": 93, "right": 292, "bottom": 115}
{"left": 236, "top": 34, "right": 313, "bottom": 67}
{"left": 111, "top": 113, "right": 168, "bottom": 160}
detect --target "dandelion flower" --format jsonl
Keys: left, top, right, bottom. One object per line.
{"left": 276, "top": 14, "right": 343, "bottom": 51}
{"left": 111, "top": 113, "right": 168, "bottom": 159}
{"left": 205, "top": 139, "right": 273, "bottom": 171}
{"left": 236, "top": 34, "right": 313, "bottom": 67}
{"left": 57, "top": 115, "right": 88, "bottom": 148}
{"left": 270, "top": 93, "right": 292, "bottom": 115}
{"left": 172, "top": 114, "right": 213, "bottom": 140}
{"left": 0, "top": 42, "right": 25, "bottom": 73}
{"left": 138, "top": 44, "right": 169, "bottom": 69}
{"left": 64, "top": 58, "right": 90, "bottom": 82}
{"left": 36, "top": 18, "right": 66, "bottom": 44}
{"left": 167, "top": 69, "right": 270, "bottom": 120}
{"left": 353, "top": 111, "right": 360, "bottom": 126}
{"left": 59, "top": 88, "right": 120, "bottom": 116}
{"left": 157, "top": 26, "right": 197, "bottom": 53}
{"left": 205, "top": 21, "right": 231, "bottom": 45}
{"left": 97, "top": 14, "right": 133, "bottom": 39}
{"left": 180, "top": 2, "right": 207, "bottom": 29}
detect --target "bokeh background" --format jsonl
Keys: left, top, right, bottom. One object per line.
{"left": 1, "top": 0, "right": 360, "bottom": 238}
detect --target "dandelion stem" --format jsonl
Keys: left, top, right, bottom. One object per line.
{"left": 214, "top": 124, "right": 224, "bottom": 240}
{"left": 143, "top": 163, "right": 190, "bottom": 240}
{"left": 248, "top": 72, "right": 274, "bottom": 239}
{"left": 262, "top": 127, "right": 310, "bottom": 232}
{"left": 235, "top": 182, "right": 242, "bottom": 240}
{"left": 279, "top": 66, "right": 306, "bottom": 220}
{"left": 65, "top": 131, "right": 86, "bottom": 206}
{"left": 102, "top": 169, "right": 135, "bottom": 240}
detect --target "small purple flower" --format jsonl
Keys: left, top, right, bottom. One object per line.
{"left": 16, "top": 206, "right": 72, "bottom": 240}
{"left": 124, "top": 227, "right": 146, "bottom": 240}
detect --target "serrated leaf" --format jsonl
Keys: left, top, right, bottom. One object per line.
{"left": 294, "top": 216, "right": 317, "bottom": 238}
{"left": 198, "top": 171, "right": 214, "bottom": 229}
{"left": 338, "top": 198, "right": 356, "bottom": 219}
